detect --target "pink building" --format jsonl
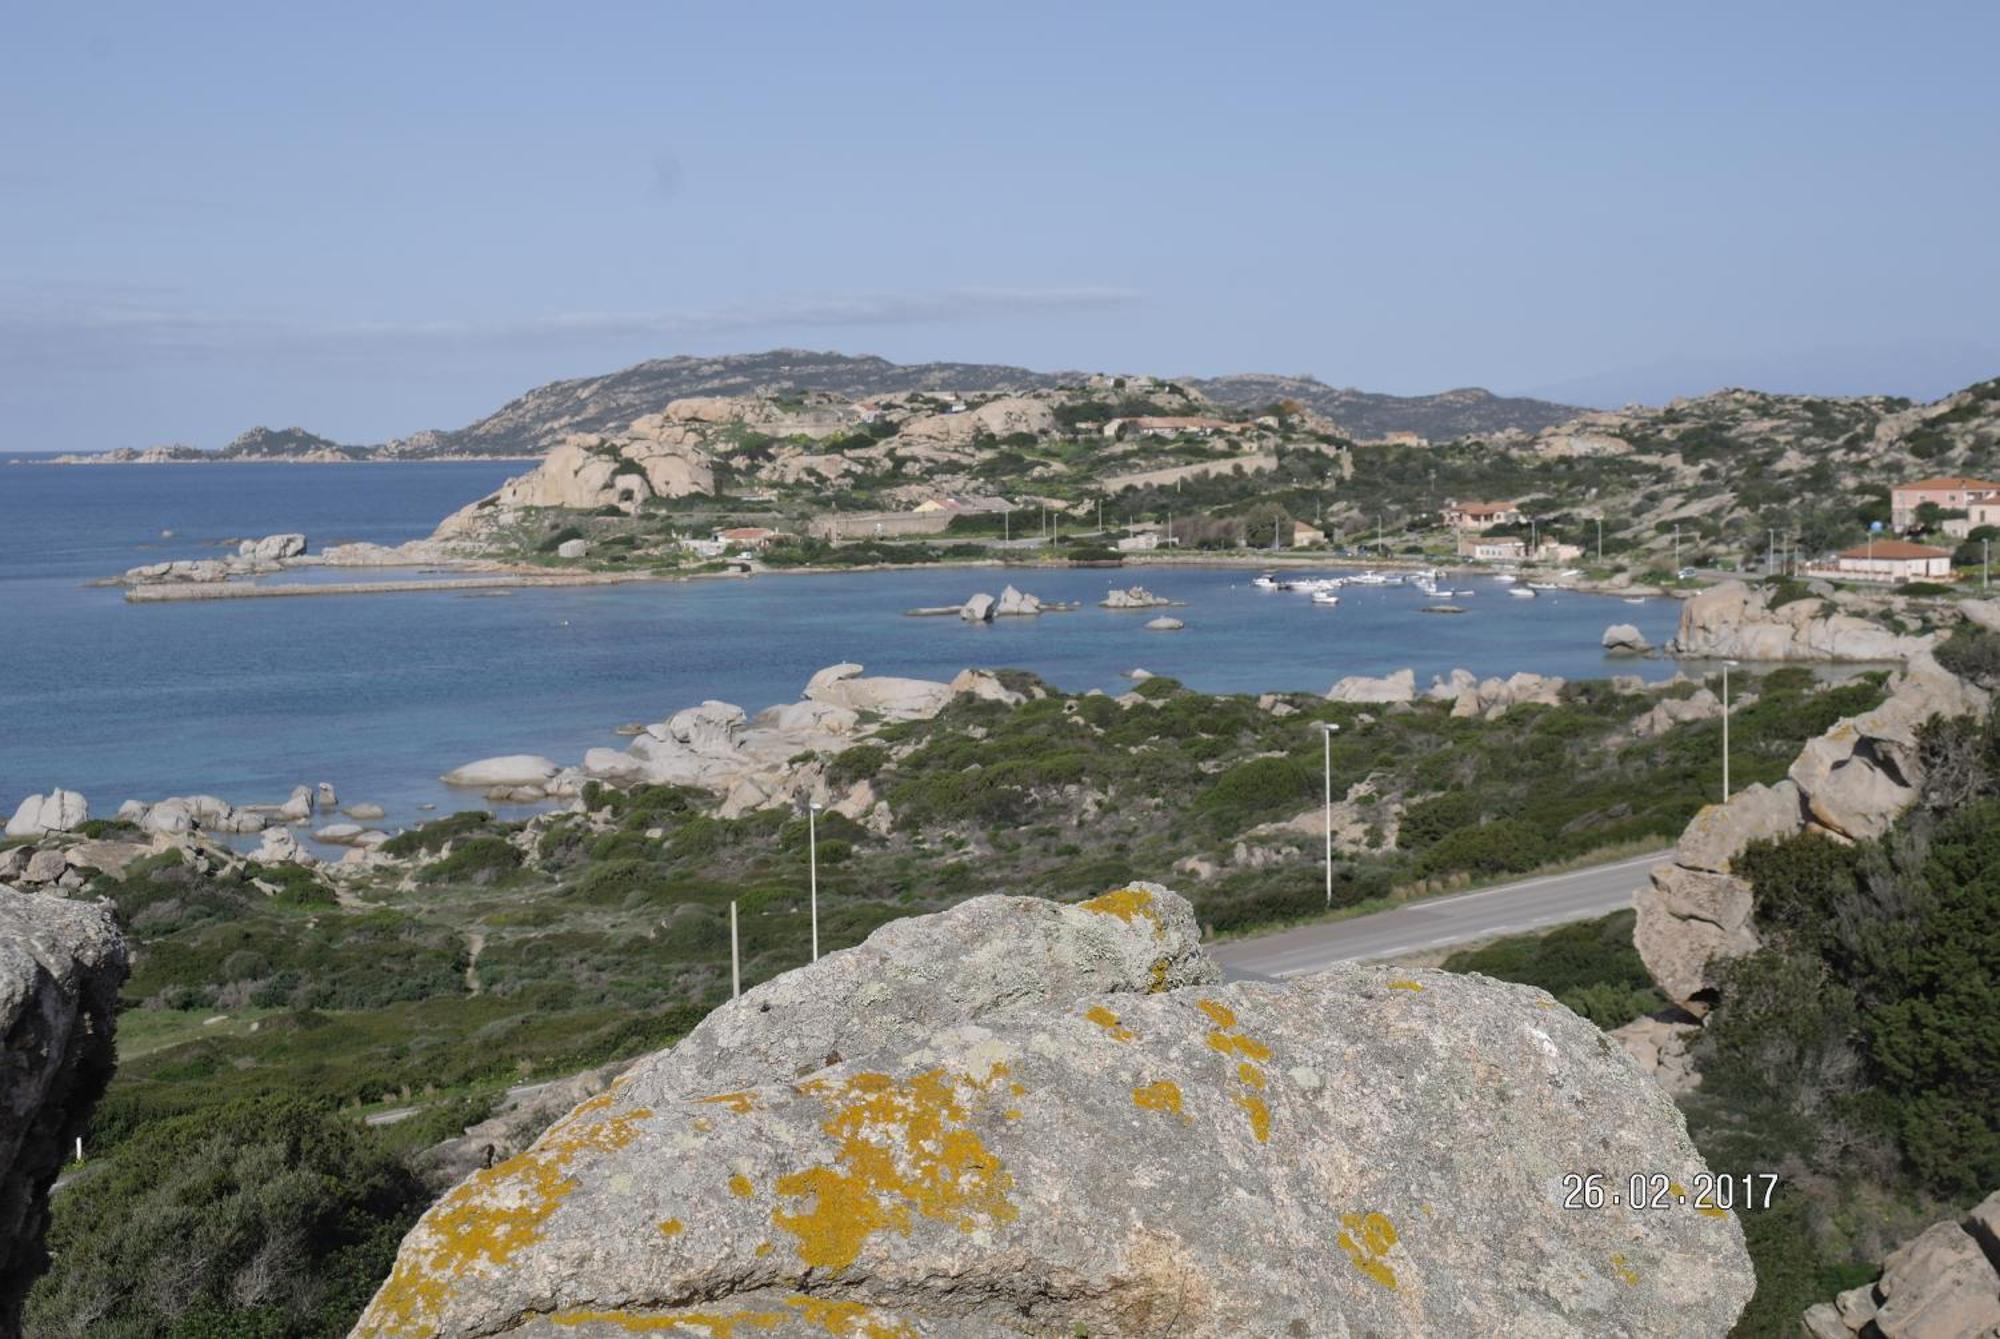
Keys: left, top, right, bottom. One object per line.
{"left": 1890, "top": 476, "right": 2000, "bottom": 530}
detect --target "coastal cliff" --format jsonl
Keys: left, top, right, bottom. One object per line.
{"left": 354, "top": 884, "right": 1754, "bottom": 1338}
{"left": 0, "top": 888, "right": 128, "bottom": 1331}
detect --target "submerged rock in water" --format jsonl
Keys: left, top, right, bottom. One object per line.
{"left": 355, "top": 885, "right": 1753, "bottom": 1338}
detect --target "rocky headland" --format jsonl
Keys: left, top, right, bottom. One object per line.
{"left": 353, "top": 884, "right": 1753, "bottom": 1338}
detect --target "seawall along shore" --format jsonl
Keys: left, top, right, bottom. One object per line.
{"left": 123, "top": 573, "right": 653, "bottom": 601}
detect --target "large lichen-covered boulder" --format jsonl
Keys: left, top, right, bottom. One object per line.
{"left": 0, "top": 889, "right": 127, "bottom": 1331}
{"left": 354, "top": 888, "right": 1752, "bottom": 1338}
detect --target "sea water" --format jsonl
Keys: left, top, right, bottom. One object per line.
{"left": 0, "top": 458, "right": 1680, "bottom": 829}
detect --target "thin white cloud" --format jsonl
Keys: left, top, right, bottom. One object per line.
{"left": 0, "top": 285, "right": 1142, "bottom": 365}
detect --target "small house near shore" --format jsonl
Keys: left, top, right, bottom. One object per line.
{"left": 1829, "top": 539, "right": 1953, "bottom": 583}
{"left": 1458, "top": 535, "right": 1527, "bottom": 561}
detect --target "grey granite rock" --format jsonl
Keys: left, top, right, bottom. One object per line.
{"left": 354, "top": 887, "right": 1751, "bottom": 1338}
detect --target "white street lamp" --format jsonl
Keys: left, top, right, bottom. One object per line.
{"left": 1721, "top": 660, "right": 1740, "bottom": 802}
{"left": 1319, "top": 722, "right": 1341, "bottom": 907}
{"left": 808, "top": 801, "right": 823, "bottom": 961}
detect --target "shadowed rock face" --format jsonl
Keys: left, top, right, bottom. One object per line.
{"left": 0, "top": 889, "right": 128, "bottom": 1331}
{"left": 353, "top": 886, "right": 1753, "bottom": 1339}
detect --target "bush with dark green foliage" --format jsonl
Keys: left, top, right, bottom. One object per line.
{"left": 414, "top": 835, "right": 522, "bottom": 886}
{"left": 1196, "top": 756, "right": 1314, "bottom": 831}
{"left": 1441, "top": 911, "right": 1664, "bottom": 1029}
{"left": 27, "top": 1097, "right": 428, "bottom": 1339}
{"left": 1682, "top": 708, "right": 2000, "bottom": 1333}
{"left": 378, "top": 811, "right": 493, "bottom": 858}
{"left": 1414, "top": 817, "right": 1549, "bottom": 878}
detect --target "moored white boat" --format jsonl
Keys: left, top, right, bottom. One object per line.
{"left": 1311, "top": 590, "right": 1340, "bottom": 605}
{"left": 1509, "top": 587, "right": 1537, "bottom": 598}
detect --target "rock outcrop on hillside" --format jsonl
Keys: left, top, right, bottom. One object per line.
{"left": 1801, "top": 1189, "right": 2000, "bottom": 1338}
{"left": 1667, "top": 581, "right": 1929, "bottom": 661}
{"left": 1632, "top": 648, "right": 1987, "bottom": 1013}
{"left": 434, "top": 420, "right": 716, "bottom": 540}
{"left": 354, "top": 885, "right": 1753, "bottom": 1339}
{"left": 0, "top": 889, "right": 128, "bottom": 1331}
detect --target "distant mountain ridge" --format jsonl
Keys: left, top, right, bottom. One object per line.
{"left": 53, "top": 350, "right": 1585, "bottom": 461}
{"left": 426, "top": 351, "right": 1583, "bottom": 457}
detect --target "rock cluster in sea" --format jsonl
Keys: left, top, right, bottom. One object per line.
{"left": 352, "top": 883, "right": 1754, "bottom": 1338}
{"left": 121, "top": 532, "right": 306, "bottom": 585}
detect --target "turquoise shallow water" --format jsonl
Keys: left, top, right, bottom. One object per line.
{"left": 0, "top": 458, "right": 1680, "bottom": 830}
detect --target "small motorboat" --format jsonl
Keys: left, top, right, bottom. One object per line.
{"left": 1312, "top": 590, "right": 1340, "bottom": 606}
{"left": 1253, "top": 573, "right": 1284, "bottom": 591}
{"left": 1420, "top": 603, "right": 1466, "bottom": 614}
{"left": 1455, "top": 589, "right": 1477, "bottom": 597}
{"left": 1623, "top": 596, "right": 1645, "bottom": 604}
{"left": 1493, "top": 573, "right": 1518, "bottom": 584}
{"left": 1508, "top": 587, "right": 1538, "bottom": 599}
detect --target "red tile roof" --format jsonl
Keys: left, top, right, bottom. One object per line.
{"left": 1837, "top": 540, "right": 1951, "bottom": 560}
{"left": 1894, "top": 477, "right": 2000, "bottom": 492}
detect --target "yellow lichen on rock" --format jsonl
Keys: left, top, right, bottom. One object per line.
{"left": 1132, "top": 1079, "right": 1184, "bottom": 1116}
{"left": 1234, "top": 1092, "right": 1271, "bottom": 1142}
{"left": 548, "top": 1296, "right": 912, "bottom": 1337}
{"left": 1386, "top": 979, "right": 1425, "bottom": 991}
{"left": 730, "top": 1173, "right": 756, "bottom": 1198}
{"left": 659, "top": 1218, "right": 685, "bottom": 1237}
{"left": 770, "top": 1066, "right": 1018, "bottom": 1271}
{"left": 356, "top": 1089, "right": 654, "bottom": 1337}
{"left": 1337, "top": 1211, "right": 1400, "bottom": 1291}
{"left": 1078, "top": 886, "right": 1161, "bottom": 933}
{"left": 698, "top": 1091, "right": 759, "bottom": 1114}
{"left": 1610, "top": 1252, "right": 1641, "bottom": 1285}
{"left": 1085, "top": 1004, "right": 1136, "bottom": 1042}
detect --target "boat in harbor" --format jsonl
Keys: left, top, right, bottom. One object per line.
{"left": 1312, "top": 590, "right": 1341, "bottom": 606}
{"left": 1509, "top": 587, "right": 1538, "bottom": 599}
{"left": 1252, "top": 573, "right": 1286, "bottom": 591}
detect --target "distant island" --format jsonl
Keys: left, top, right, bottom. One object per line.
{"left": 21, "top": 348, "right": 1584, "bottom": 464}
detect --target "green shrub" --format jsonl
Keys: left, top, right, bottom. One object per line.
{"left": 415, "top": 836, "right": 521, "bottom": 886}
{"left": 826, "top": 744, "right": 889, "bottom": 789}
{"left": 379, "top": 811, "right": 493, "bottom": 858}
{"left": 1397, "top": 792, "right": 1480, "bottom": 849}
{"left": 1414, "top": 818, "right": 1549, "bottom": 878}
{"left": 28, "top": 1096, "right": 427, "bottom": 1337}
{"left": 1197, "top": 756, "right": 1314, "bottom": 830}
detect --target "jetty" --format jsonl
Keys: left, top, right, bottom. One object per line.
{"left": 123, "top": 573, "right": 648, "bottom": 602}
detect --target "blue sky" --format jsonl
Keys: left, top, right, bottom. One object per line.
{"left": 3, "top": 2, "right": 1997, "bottom": 451}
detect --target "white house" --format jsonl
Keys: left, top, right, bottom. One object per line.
{"left": 1830, "top": 539, "right": 1953, "bottom": 583}
{"left": 1458, "top": 535, "right": 1527, "bottom": 562}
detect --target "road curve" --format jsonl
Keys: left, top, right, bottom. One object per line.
{"left": 1212, "top": 850, "right": 1666, "bottom": 980}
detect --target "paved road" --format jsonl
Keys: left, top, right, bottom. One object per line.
{"left": 1212, "top": 850, "right": 1666, "bottom": 980}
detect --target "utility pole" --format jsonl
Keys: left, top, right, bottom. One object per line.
{"left": 808, "top": 802, "right": 822, "bottom": 962}
{"left": 730, "top": 900, "right": 741, "bottom": 1000}
{"left": 1721, "top": 661, "right": 1738, "bottom": 802}
{"left": 1320, "top": 722, "right": 1340, "bottom": 908}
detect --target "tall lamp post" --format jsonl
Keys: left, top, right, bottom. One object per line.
{"left": 808, "top": 801, "right": 823, "bottom": 961}
{"left": 1721, "top": 659, "right": 1740, "bottom": 802}
{"left": 1319, "top": 721, "right": 1341, "bottom": 908}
